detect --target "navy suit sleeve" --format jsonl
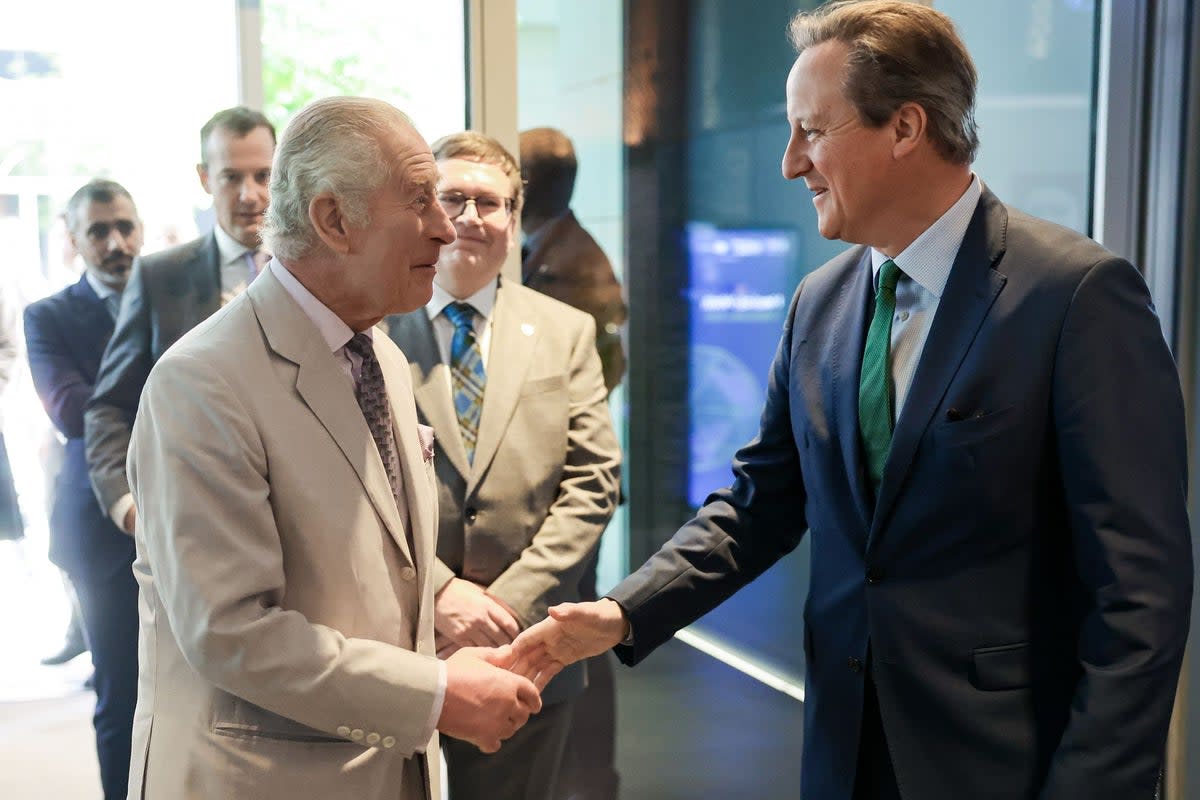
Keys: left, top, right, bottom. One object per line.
{"left": 1040, "top": 257, "right": 1192, "bottom": 798}
{"left": 609, "top": 280, "right": 810, "bottom": 665}
{"left": 24, "top": 301, "right": 91, "bottom": 439}
{"left": 85, "top": 258, "right": 155, "bottom": 510}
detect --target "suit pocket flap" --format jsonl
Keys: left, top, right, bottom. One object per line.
{"left": 211, "top": 692, "right": 346, "bottom": 743}
{"left": 970, "top": 642, "right": 1031, "bottom": 691}
{"left": 520, "top": 374, "right": 566, "bottom": 396}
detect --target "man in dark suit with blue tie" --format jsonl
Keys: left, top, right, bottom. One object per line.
{"left": 513, "top": 2, "right": 1193, "bottom": 799}
{"left": 85, "top": 107, "right": 275, "bottom": 537}
{"left": 25, "top": 179, "right": 144, "bottom": 800}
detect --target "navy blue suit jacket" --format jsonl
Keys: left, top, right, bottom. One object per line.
{"left": 25, "top": 275, "right": 133, "bottom": 577}
{"left": 609, "top": 188, "right": 1192, "bottom": 800}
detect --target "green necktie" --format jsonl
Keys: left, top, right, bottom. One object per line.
{"left": 859, "top": 258, "right": 902, "bottom": 490}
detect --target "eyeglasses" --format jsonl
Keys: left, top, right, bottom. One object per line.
{"left": 438, "top": 191, "right": 514, "bottom": 222}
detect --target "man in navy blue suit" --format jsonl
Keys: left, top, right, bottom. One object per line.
{"left": 25, "top": 179, "right": 143, "bottom": 800}
{"left": 513, "top": 3, "right": 1193, "bottom": 799}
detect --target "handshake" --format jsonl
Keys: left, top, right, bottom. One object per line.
{"left": 434, "top": 582, "right": 629, "bottom": 754}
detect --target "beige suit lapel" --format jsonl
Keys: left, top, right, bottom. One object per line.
{"left": 376, "top": 341, "right": 438, "bottom": 635}
{"left": 469, "top": 281, "right": 536, "bottom": 493}
{"left": 248, "top": 270, "right": 414, "bottom": 567}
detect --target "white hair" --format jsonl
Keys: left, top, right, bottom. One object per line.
{"left": 262, "top": 97, "right": 412, "bottom": 261}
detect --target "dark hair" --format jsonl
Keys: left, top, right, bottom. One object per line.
{"left": 431, "top": 131, "right": 524, "bottom": 214}
{"left": 199, "top": 106, "right": 276, "bottom": 165}
{"left": 518, "top": 127, "right": 577, "bottom": 219}
{"left": 64, "top": 179, "right": 135, "bottom": 232}
{"left": 788, "top": 0, "right": 979, "bottom": 165}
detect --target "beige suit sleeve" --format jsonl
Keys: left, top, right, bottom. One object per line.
{"left": 486, "top": 316, "right": 622, "bottom": 627}
{"left": 129, "top": 351, "right": 442, "bottom": 757}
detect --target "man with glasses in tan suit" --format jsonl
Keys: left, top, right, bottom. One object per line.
{"left": 387, "top": 132, "right": 620, "bottom": 800}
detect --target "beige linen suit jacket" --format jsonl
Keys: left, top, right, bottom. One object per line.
{"left": 387, "top": 280, "right": 620, "bottom": 704}
{"left": 126, "top": 267, "right": 442, "bottom": 800}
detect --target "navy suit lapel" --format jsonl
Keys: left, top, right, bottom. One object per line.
{"left": 870, "top": 190, "right": 1009, "bottom": 539}
{"left": 66, "top": 276, "right": 116, "bottom": 372}
{"left": 832, "top": 249, "right": 875, "bottom": 533}
{"left": 195, "top": 232, "right": 222, "bottom": 316}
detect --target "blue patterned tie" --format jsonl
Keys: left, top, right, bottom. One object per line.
{"left": 443, "top": 302, "right": 486, "bottom": 463}
{"left": 344, "top": 333, "right": 404, "bottom": 507}
{"left": 859, "top": 259, "right": 903, "bottom": 492}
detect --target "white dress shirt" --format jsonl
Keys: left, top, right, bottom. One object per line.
{"left": 869, "top": 174, "right": 982, "bottom": 421}
{"left": 214, "top": 224, "right": 270, "bottom": 303}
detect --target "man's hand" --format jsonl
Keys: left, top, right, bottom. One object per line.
{"left": 435, "top": 577, "right": 521, "bottom": 649}
{"left": 122, "top": 504, "right": 137, "bottom": 535}
{"left": 438, "top": 646, "right": 543, "bottom": 753}
{"left": 510, "top": 599, "right": 629, "bottom": 690}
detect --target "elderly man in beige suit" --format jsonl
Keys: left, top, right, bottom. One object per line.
{"left": 387, "top": 132, "right": 620, "bottom": 800}
{"left": 125, "top": 98, "right": 543, "bottom": 800}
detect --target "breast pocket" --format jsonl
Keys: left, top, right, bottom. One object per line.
{"left": 932, "top": 406, "right": 1017, "bottom": 449}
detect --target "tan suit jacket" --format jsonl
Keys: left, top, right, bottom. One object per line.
{"left": 387, "top": 280, "right": 620, "bottom": 704}
{"left": 126, "top": 268, "right": 442, "bottom": 799}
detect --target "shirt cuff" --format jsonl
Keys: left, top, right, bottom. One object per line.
{"left": 109, "top": 493, "right": 135, "bottom": 531}
{"left": 415, "top": 659, "right": 447, "bottom": 753}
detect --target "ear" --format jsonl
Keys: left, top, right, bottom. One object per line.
{"left": 308, "top": 192, "right": 352, "bottom": 254}
{"left": 196, "top": 163, "right": 213, "bottom": 196}
{"left": 892, "top": 102, "right": 927, "bottom": 159}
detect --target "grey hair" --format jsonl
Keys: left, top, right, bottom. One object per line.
{"left": 262, "top": 97, "right": 412, "bottom": 262}
{"left": 65, "top": 179, "right": 135, "bottom": 233}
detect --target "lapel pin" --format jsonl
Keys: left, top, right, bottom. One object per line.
{"left": 521, "top": 323, "right": 535, "bottom": 337}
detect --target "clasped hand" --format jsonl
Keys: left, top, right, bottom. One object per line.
{"left": 436, "top": 597, "right": 628, "bottom": 753}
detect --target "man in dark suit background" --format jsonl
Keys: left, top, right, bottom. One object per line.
{"left": 519, "top": 128, "right": 627, "bottom": 395}
{"left": 24, "top": 179, "right": 144, "bottom": 800}
{"left": 85, "top": 107, "right": 275, "bottom": 535}
{"left": 513, "top": 3, "right": 1193, "bottom": 799}
{"left": 518, "top": 126, "right": 627, "bottom": 800}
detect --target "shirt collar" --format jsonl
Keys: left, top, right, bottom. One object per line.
{"left": 870, "top": 173, "right": 982, "bottom": 298}
{"left": 84, "top": 269, "right": 119, "bottom": 300}
{"left": 426, "top": 277, "right": 500, "bottom": 322}
{"left": 268, "top": 259, "right": 363, "bottom": 352}
{"left": 213, "top": 223, "right": 271, "bottom": 267}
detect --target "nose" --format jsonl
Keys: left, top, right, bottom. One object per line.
{"left": 238, "top": 177, "right": 263, "bottom": 205}
{"left": 781, "top": 131, "right": 811, "bottom": 180}
{"left": 455, "top": 198, "right": 483, "bottom": 223}
{"left": 106, "top": 228, "right": 128, "bottom": 253}
{"left": 432, "top": 202, "right": 457, "bottom": 245}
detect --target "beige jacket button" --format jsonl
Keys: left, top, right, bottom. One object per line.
{"left": 336, "top": 726, "right": 351, "bottom": 737}
{"left": 382, "top": 736, "right": 396, "bottom": 749}
{"left": 351, "top": 729, "right": 364, "bottom": 741}
{"left": 366, "top": 732, "right": 381, "bottom": 745}
{"left": 400, "top": 567, "right": 416, "bottom": 581}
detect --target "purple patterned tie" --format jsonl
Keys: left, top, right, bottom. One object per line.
{"left": 345, "top": 333, "right": 404, "bottom": 511}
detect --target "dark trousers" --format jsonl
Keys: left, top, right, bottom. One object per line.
{"left": 443, "top": 696, "right": 576, "bottom": 800}
{"left": 853, "top": 673, "right": 902, "bottom": 800}
{"left": 73, "top": 561, "right": 139, "bottom": 800}
{"left": 559, "top": 652, "right": 619, "bottom": 800}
